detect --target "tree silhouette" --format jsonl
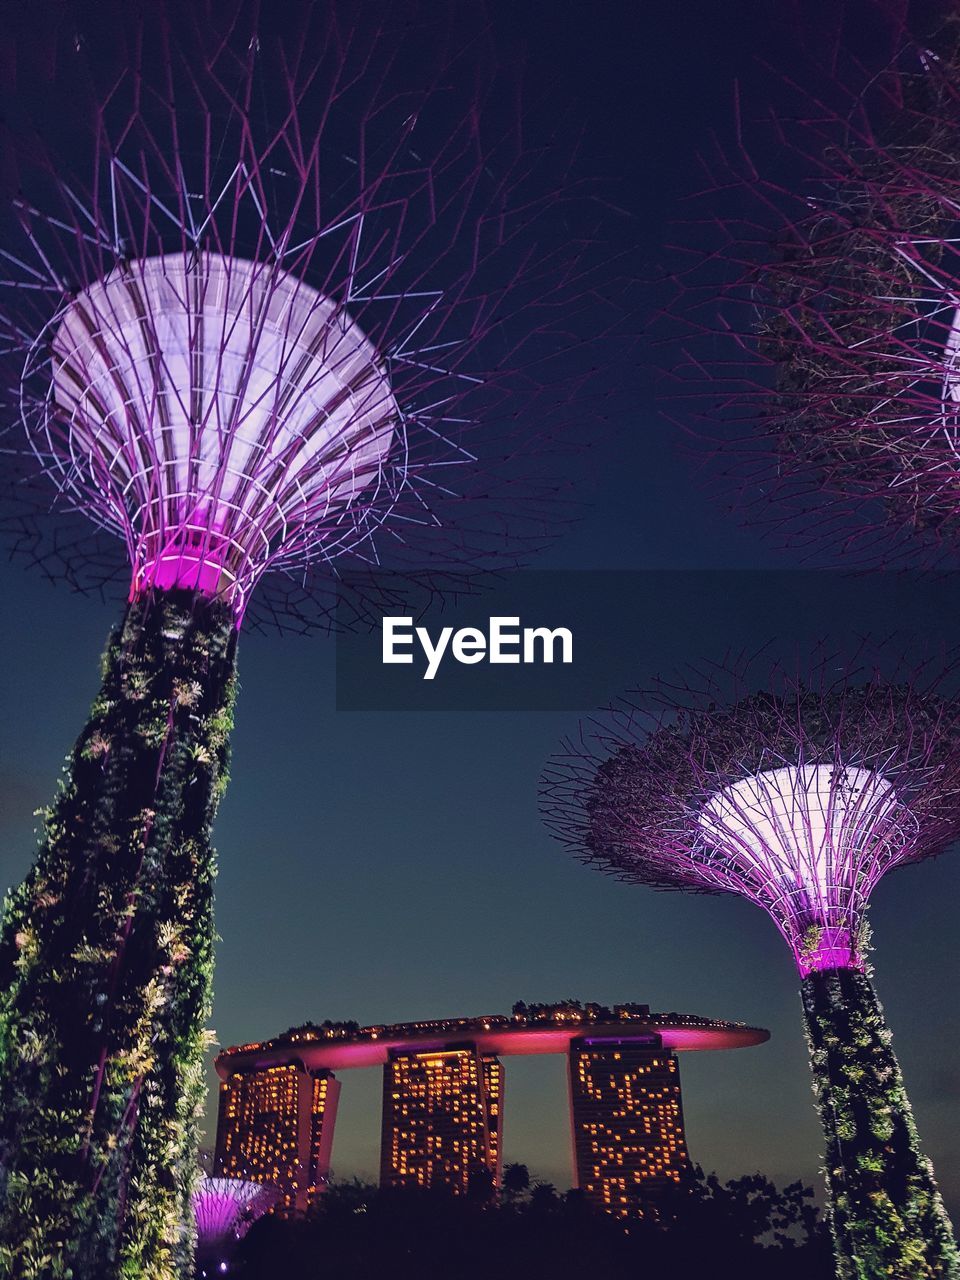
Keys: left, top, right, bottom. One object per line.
{"left": 232, "top": 1168, "right": 836, "bottom": 1280}
{"left": 501, "top": 1164, "right": 531, "bottom": 1200}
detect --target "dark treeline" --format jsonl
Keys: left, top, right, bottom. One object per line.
{"left": 229, "top": 1166, "right": 836, "bottom": 1280}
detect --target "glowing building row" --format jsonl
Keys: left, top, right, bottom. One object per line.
{"left": 214, "top": 1062, "right": 340, "bottom": 1213}
{"left": 569, "top": 1037, "right": 689, "bottom": 1216}
{"left": 213, "top": 1003, "right": 766, "bottom": 1218}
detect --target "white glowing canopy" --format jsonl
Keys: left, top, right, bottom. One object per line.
{"left": 45, "top": 252, "right": 399, "bottom": 613}
{"left": 699, "top": 763, "right": 898, "bottom": 893}
{"left": 697, "top": 763, "right": 908, "bottom": 972}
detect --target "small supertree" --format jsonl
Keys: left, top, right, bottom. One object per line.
{"left": 542, "top": 649, "right": 960, "bottom": 1280}
{"left": 0, "top": 4, "right": 630, "bottom": 1276}
{"left": 192, "top": 1177, "right": 279, "bottom": 1277}
{"left": 668, "top": 14, "right": 960, "bottom": 562}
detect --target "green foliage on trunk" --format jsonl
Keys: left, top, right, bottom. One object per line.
{"left": 801, "top": 965, "right": 960, "bottom": 1280}
{"left": 0, "top": 590, "right": 237, "bottom": 1279}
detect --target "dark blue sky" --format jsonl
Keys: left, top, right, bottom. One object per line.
{"left": 1, "top": 0, "right": 958, "bottom": 1209}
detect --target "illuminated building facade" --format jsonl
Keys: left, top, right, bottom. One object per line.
{"left": 483, "top": 1055, "right": 504, "bottom": 1186}
{"left": 568, "top": 1035, "right": 690, "bottom": 1218}
{"left": 214, "top": 1002, "right": 766, "bottom": 1213}
{"left": 214, "top": 1062, "right": 340, "bottom": 1213}
{"left": 380, "top": 1048, "right": 502, "bottom": 1193}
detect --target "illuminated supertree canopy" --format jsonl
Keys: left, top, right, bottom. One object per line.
{"left": 542, "top": 650, "right": 960, "bottom": 1280}
{"left": 667, "top": 16, "right": 960, "bottom": 563}
{"left": 549, "top": 673, "right": 960, "bottom": 976}
{"left": 1, "top": 2, "right": 629, "bottom": 629}
{"left": 0, "top": 5, "right": 633, "bottom": 1278}
{"left": 192, "top": 1177, "right": 278, "bottom": 1274}
{"left": 42, "top": 252, "right": 401, "bottom": 622}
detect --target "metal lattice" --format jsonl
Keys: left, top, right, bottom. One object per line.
{"left": 665, "top": 19, "right": 960, "bottom": 564}
{"left": 0, "top": 1, "right": 634, "bottom": 629}
{"left": 542, "top": 648, "right": 960, "bottom": 974}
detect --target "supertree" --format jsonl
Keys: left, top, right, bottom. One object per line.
{"left": 667, "top": 12, "right": 960, "bottom": 563}
{"left": 0, "top": 4, "right": 631, "bottom": 1276}
{"left": 541, "top": 649, "right": 960, "bottom": 1280}
{"left": 192, "top": 1177, "right": 279, "bottom": 1277}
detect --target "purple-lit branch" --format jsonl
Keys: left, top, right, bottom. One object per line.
{"left": 667, "top": 25, "right": 960, "bottom": 562}
{"left": 542, "top": 651, "right": 960, "bottom": 974}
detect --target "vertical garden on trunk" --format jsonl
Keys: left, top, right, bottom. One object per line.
{"left": 802, "top": 966, "right": 959, "bottom": 1279}
{"left": 0, "top": 591, "right": 236, "bottom": 1278}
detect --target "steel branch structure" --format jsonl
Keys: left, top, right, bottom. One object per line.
{"left": 542, "top": 653, "right": 960, "bottom": 974}
{"left": 0, "top": 5, "right": 631, "bottom": 1277}
{"left": 192, "top": 1177, "right": 279, "bottom": 1277}
{"left": 542, "top": 649, "right": 960, "bottom": 1279}
{"left": 1, "top": 2, "right": 628, "bottom": 630}
{"left": 669, "top": 19, "right": 960, "bottom": 562}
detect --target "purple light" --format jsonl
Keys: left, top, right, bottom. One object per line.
{"left": 669, "top": 30, "right": 960, "bottom": 562}
{"left": 192, "top": 1176, "right": 279, "bottom": 1258}
{"left": 542, "top": 652, "right": 960, "bottom": 976}
{"left": 1, "top": 5, "right": 633, "bottom": 632}
{"left": 43, "top": 252, "right": 397, "bottom": 620}
{"left": 699, "top": 764, "right": 909, "bottom": 974}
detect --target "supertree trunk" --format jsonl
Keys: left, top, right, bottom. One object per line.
{"left": 0, "top": 589, "right": 237, "bottom": 1280}
{"left": 801, "top": 966, "right": 960, "bottom": 1280}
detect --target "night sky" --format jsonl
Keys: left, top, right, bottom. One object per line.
{"left": 1, "top": 0, "right": 959, "bottom": 1213}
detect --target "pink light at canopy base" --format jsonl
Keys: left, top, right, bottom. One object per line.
{"left": 130, "top": 523, "right": 240, "bottom": 602}
{"left": 136, "top": 555, "right": 224, "bottom": 597}
{"left": 796, "top": 925, "right": 859, "bottom": 978}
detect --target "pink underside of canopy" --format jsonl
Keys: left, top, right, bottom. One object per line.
{"left": 793, "top": 926, "right": 862, "bottom": 978}
{"left": 216, "top": 1018, "right": 770, "bottom": 1080}
{"left": 135, "top": 553, "right": 226, "bottom": 597}
{"left": 130, "top": 525, "right": 247, "bottom": 620}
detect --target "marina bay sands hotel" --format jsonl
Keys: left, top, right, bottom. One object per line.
{"left": 214, "top": 1000, "right": 768, "bottom": 1219}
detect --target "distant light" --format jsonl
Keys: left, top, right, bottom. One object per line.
{"left": 193, "top": 1177, "right": 279, "bottom": 1258}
